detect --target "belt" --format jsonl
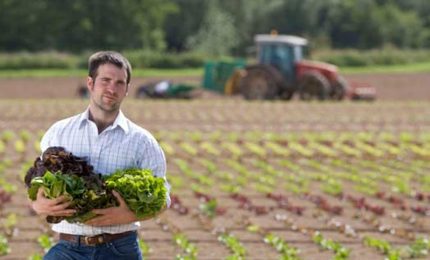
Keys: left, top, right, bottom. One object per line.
{"left": 59, "top": 231, "right": 135, "bottom": 246}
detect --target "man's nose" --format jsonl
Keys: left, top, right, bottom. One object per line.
{"left": 106, "top": 83, "right": 116, "bottom": 93}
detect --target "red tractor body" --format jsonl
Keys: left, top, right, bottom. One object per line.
{"left": 235, "top": 34, "right": 376, "bottom": 101}
{"left": 296, "top": 60, "right": 338, "bottom": 83}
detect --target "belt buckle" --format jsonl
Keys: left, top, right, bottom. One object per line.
{"left": 84, "top": 236, "right": 92, "bottom": 245}
{"left": 83, "top": 235, "right": 105, "bottom": 245}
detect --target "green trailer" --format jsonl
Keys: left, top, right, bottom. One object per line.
{"left": 202, "top": 59, "right": 245, "bottom": 94}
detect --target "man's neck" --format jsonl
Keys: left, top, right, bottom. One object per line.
{"left": 88, "top": 107, "right": 119, "bottom": 134}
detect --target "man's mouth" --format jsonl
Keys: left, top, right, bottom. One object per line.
{"left": 103, "top": 95, "right": 116, "bottom": 102}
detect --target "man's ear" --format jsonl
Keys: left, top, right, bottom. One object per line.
{"left": 126, "top": 84, "right": 130, "bottom": 96}
{"left": 87, "top": 76, "right": 94, "bottom": 91}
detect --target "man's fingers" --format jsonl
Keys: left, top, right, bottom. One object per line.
{"left": 49, "top": 209, "right": 76, "bottom": 216}
{"left": 40, "top": 196, "right": 69, "bottom": 207}
{"left": 50, "top": 201, "right": 73, "bottom": 212}
{"left": 85, "top": 215, "right": 103, "bottom": 225}
{"left": 91, "top": 208, "right": 112, "bottom": 215}
{"left": 37, "top": 190, "right": 69, "bottom": 206}
{"left": 52, "top": 195, "right": 70, "bottom": 204}
{"left": 112, "top": 191, "right": 126, "bottom": 207}
{"left": 37, "top": 188, "right": 45, "bottom": 198}
{"left": 86, "top": 216, "right": 110, "bottom": 226}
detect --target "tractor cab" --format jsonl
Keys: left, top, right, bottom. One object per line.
{"left": 255, "top": 34, "right": 308, "bottom": 85}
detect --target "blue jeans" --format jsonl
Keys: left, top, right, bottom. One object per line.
{"left": 44, "top": 232, "right": 142, "bottom": 260}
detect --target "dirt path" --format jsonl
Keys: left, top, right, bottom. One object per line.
{"left": 345, "top": 73, "right": 429, "bottom": 101}
{"left": 0, "top": 73, "right": 428, "bottom": 100}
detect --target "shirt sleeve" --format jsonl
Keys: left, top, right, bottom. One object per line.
{"left": 139, "top": 135, "right": 171, "bottom": 208}
{"left": 40, "top": 123, "right": 58, "bottom": 153}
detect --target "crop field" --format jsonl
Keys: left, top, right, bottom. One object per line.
{"left": 0, "top": 99, "right": 429, "bottom": 259}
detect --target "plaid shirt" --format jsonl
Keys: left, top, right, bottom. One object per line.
{"left": 40, "top": 108, "right": 170, "bottom": 236}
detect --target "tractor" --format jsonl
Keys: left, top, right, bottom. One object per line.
{"left": 203, "top": 33, "right": 376, "bottom": 101}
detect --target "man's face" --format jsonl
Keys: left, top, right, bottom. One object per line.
{"left": 87, "top": 63, "right": 129, "bottom": 113}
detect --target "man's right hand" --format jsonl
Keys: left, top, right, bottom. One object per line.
{"left": 31, "top": 188, "right": 76, "bottom": 217}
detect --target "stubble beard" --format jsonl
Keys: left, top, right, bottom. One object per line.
{"left": 93, "top": 96, "right": 121, "bottom": 115}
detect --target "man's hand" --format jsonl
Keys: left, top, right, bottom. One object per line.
{"left": 31, "top": 188, "right": 76, "bottom": 217}
{"left": 85, "top": 191, "right": 139, "bottom": 226}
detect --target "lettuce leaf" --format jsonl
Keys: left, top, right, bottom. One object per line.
{"left": 27, "top": 170, "right": 116, "bottom": 223}
{"left": 104, "top": 168, "right": 167, "bottom": 219}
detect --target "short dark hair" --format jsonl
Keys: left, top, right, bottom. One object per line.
{"left": 88, "top": 51, "right": 132, "bottom": 84}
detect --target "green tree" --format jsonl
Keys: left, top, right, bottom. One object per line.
{"left": 122, "top": 0, "right": 178, "bottom": 51}
{"left": 220, "top": 0, "right": 284, "bottom": 54}
{"left": 1, "top": 0, "right": 430, "bottom": 53}
{"left": 0, "top": 0, "right": 177, "bottom": 52}
{"left": 186, "top": 0, "right": 238, "bottom": 56}
{"left": 164, "top": 0, "right": 207, "bottom": 51}
{"left": 326, "top": 0, "right": 384, "bottom": 49}
{"left": 0, "top": 0, "right": 48, "bottom": 51}
{"left": 375, "top": 4, "right": 424, "bottom": 48}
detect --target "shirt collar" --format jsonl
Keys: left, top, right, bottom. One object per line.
{"left": 78, "top": 108, "right": 90, "bottom": 127}
{"left": 78, "top": 107, "right": 129, "bottom": 134}
{"left": 112, "top": 110, "right": 129, "bottom": 133}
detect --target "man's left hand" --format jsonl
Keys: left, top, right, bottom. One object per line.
{"left": 85, "top": 191, "right": 137, "bottom": 226}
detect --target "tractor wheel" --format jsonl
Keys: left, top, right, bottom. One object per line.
{"left": 279, "top": 89, "right": 294, "bottom": 100}
{"left": 330, "top": 76, "right": 349, "bottom": 100}
{"left": 225, "top": 69, "right": 246, "bottom": 95}
{"left": 239, "top": 64, "right": 284, "bottom": 100}
{"left": 298, "top": 72, "right": 330, "bottom": 101}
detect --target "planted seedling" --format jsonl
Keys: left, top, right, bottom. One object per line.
{"left": 218, "top": 233, "right": 246, "bottom": 259}
{"left": 312, "top": 232, "right": 350, "bottom": 260}
{"left": 174, "top": 233, "right": 198, "bottom": 260}
{"left": 138, "top": 238, "right": 152, "bottom": 258}
{"left": 37, "top": 234, "right": 53, "bottom": 253}
{"left": 0, "top": 235, "right": 10, "bottom": 256}
{"left": 264, "top": 233, "right": 301, "bottom": 260}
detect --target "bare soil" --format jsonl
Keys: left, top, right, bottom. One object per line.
{"left": 0, "top": 73, "right": 428, "bottom": 100}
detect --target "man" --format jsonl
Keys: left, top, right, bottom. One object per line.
{"left": 31, "top": 51, "right": 170, "bottom": 259}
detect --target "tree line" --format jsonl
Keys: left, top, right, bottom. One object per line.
{"left": 1, "top": 0, "right": 429, "bottom": 56}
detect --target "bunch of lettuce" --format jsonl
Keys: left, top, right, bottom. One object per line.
{"left": 26, "top": 147, "right": 167, "bottom": 223}
{"left": 104, "top": 168, "right": 167, "bottom": 218}
{"left": 28, "top": 171, "right": 116, "bottom": 223}
{"left": 25, "top": 146, "right": 95, "bottom": 187}
{"left": 25, "top": 147, "right": 116, "bottom": 223}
